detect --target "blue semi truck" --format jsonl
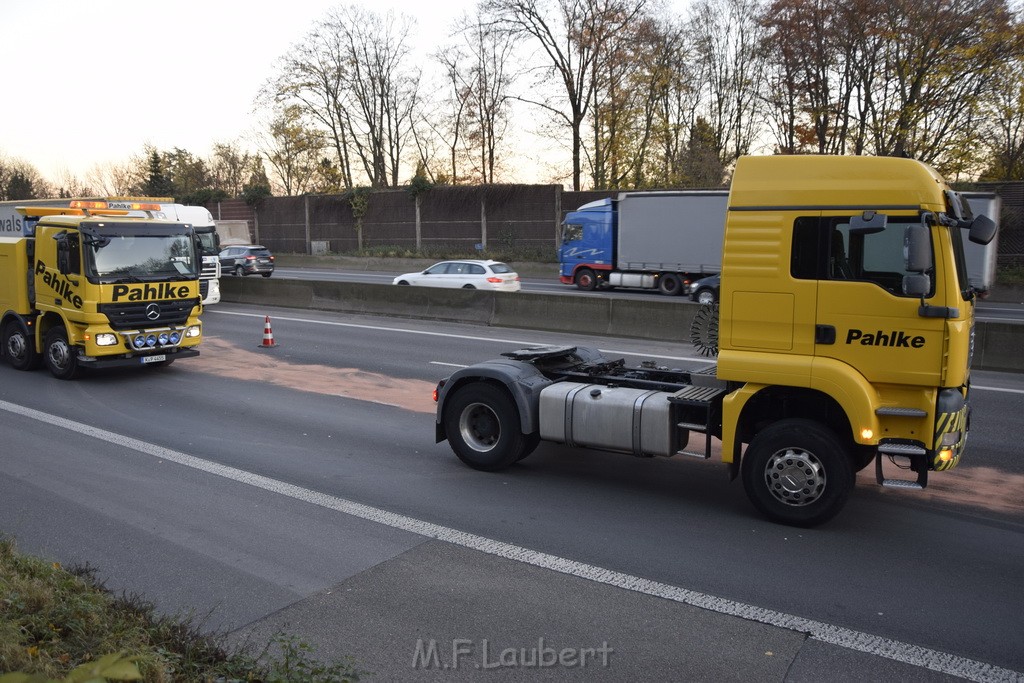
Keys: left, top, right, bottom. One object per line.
{"left": 558, "top": 191, "right": 728, "bottom": 295}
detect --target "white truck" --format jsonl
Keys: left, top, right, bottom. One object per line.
{"left": 143, "top": 203, "right": 222, "bottom": 305}
{"left": 214, "top": 220, "right": 253, "bottom": 248}
{"left": 961, "top": 192, "right": 1001, "bottom": 295}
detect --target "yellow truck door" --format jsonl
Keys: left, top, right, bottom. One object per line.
{"left": 812, "top": 213, "right": 945, "bottom": 388}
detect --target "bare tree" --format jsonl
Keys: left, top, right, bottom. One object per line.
{"left": 484, "top": 0, "right": 647, "bottom": 190}
{"left": 434, "top": 10, "right": 519, "bottom": 184}
{"left": 209, "top": 142, "right": 255, "bottom": 197}
{"left": 84, "top": 161, "right": 141, "bottom": 197}
{"left": 264, "top": 5, "right": 421, "bottom": 188}
{"left": 851, "top": 0, "right": 1020, "bottom": 172}
{"left": 687, "top": 0, "right": 767, "bottom": 167}
{"left": 49, "top": 167, "right": 96, "bottom": 198}
{"left": 981, "top": 56, "right": 1024, "bottom": 180}
{"left": 642, "top": 16, "right": 703, "bottom": 186}
{"left": 263, "top": 16, "right": 358, "bottom": 189}
{"left": 759, "top": 0, "right": 859, "bottom": 155}
{"left": 254, "top": 105, "right": 326, "bottom": 196}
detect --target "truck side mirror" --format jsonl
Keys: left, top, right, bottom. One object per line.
{"left": 53, "top": 231, "right": 71, "bottom": 274}
{"left": 903, "top": 274, "right": 930, "bottom": 297}
{"left": 968, "top": 214, "right": 996, "bottom": 245}
{"left": 850, "top": 210, "right": 887, "bottom": 234}
{"left": 903, "top": 224, "right": 932, "bottom": 273}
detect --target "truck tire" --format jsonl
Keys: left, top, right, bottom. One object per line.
{"left": 43, "top": 326, "right": 81, "bottom": 380}
{"left": 741, "top": 419, "right": 853, "bottom": 527}
{"left": 443, "top": 383, "right": 534, "bottom": 471}
{"left": 574, "top": 268, "right": 598, "bottom": 291}
{"left": 658, "top": 273, "right": 683, "bottom": 296}
{"left": 2, "top": 321, "right": 41, "bottom": 371}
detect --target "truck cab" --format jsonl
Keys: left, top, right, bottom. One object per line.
{"left": 559, "top": 198, "right": 614, "bottom": 290}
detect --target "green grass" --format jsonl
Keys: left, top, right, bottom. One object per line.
{"left": 0, "top": 537, "right": 363, "bottom": 682}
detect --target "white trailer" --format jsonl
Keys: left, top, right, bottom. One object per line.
{"left": 961, "top": 192, "right": 1001, "bottom": 294}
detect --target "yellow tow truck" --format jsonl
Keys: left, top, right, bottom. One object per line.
{"left": 0, "top": 201, "right": 202, "bottom": 379}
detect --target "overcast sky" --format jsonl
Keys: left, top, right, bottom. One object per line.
{"left": 0, "top": 0, "right": 472, "bottom": 184}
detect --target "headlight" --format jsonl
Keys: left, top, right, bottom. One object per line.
{"left": 133, "top": 335, "right": 147, "bottom": 349}
{"left": 95, "top": 333, "right": 118, "bottom": 346}
{"left": 941, "top": 431, "right": 961, "bottom": 447}
{"left": 185, "top": 325, "right": 201, "bottom": 338}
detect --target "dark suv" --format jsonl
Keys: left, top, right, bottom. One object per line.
{"left": 219, "top": 245, "right": 275, "bottom": 277}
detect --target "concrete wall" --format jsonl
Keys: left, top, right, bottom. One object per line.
{"left": 218, "top": 277, "right": 1023, "bottom": 373}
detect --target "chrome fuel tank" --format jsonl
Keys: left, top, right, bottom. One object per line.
{"left": 538, "top": 382, "right": 684, "bottom": 457}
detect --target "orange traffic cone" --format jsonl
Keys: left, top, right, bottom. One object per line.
{"left": 259, "top": 315, "right": 277, "bottom": 348}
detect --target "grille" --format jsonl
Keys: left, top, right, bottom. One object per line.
{"left": 199, "top": 280, "right": 210, "bottom": 298}
{"left": 98, "top": 298, "right": 199, "bottom": 330}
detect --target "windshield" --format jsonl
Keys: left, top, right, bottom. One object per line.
{"left": 86, "top": 233, "right": 198, "bottom": 281}
{"left": 195, "top": 230, "right": 219, "bottom": 255}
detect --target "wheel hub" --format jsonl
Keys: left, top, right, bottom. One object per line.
{"left": 459, "top": 402, "right": 500, "bottom": 452}
{"left": 48, "top": 339, "right": 71, "bottom": 370}
{"left": 6, "top": 333, "right": 26, "bottom": 360}
{"left": 764, "top": 448, "right": 826, "bottom": 506}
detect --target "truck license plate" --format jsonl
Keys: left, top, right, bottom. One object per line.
{"left": 141, "top": 354, "right": 166, "bottom": 364}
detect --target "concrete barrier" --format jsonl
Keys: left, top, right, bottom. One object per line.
{"left": 219, "top": 276, "right": 1024, "bottom": 373}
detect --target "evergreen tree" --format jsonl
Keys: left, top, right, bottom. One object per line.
{"left": 142, "top": 150, "right": 174, "bottom": 197}
{"left": 4, "top": 170, "right": 36, "bottom": 200}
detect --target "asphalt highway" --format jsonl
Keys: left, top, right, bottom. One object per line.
{"left": 1, "top": 305, "right": 1022, "bottom": 681}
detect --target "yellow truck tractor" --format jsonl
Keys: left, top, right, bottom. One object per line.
{"left": 433, "top": 155, "right": 997, "bottom": 527}
{"left": 0, "top": 201, "right": 203, "bottom": 379}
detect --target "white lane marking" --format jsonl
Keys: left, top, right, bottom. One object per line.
{"left": 430, "top": 361, "right": 468, "bottom": 368}
{"left": 207, "top": 309, "right": 716, "bottom": 364}
{"left": 973, "top": 385, "right": 1024, "bottom": 395}
{"left": 1, "top": 398, "right": 1017, "bottom": 683}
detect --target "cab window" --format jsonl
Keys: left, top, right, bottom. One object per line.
{"left": 791, "top": 215, "right": 931, "bottom": 297}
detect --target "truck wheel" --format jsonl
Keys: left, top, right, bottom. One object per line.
{"left": 741, "top": 419, "right": 853, "bottom": 527}
{"left": 574, "top": 268, "right": 598, "bottom": 291}
{"left": 43, "top": 326, "right": 81, "bottom": 380}
{"left": 2, "top": 321, "right": 41, "bottom": 371}
{"left": 443, "top": 383, "right": 532, "bottom": 471}
{"left": 658, "top": 273, "right": 683, "bottom": 296}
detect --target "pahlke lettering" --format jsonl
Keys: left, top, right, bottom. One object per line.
{"left": 111, "top": 283, "right": 190, "bottom": 301}
{"left": 35, "top": 260, "right": 83, "bottom": 309}
{"left": 845, "top": 329, "right": 925, "bottom": 348}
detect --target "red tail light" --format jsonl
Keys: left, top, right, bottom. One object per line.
{"left": 487, "top": 277, "right": 502, "bottom": 283}
{"left": 245, "top": 255, "right": 256, "bottom": 261}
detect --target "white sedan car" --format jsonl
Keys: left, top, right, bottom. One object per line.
{"left": 393, "top": 260, "right": 521, "bottom": 292}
